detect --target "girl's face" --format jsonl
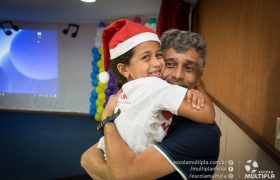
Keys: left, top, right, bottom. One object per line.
{"left": 124, "top": 41, "right": 164, "bottom": 80}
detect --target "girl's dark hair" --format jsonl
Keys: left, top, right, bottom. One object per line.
{"left": 109, "top": 48, "right": 135, "bottom": 89}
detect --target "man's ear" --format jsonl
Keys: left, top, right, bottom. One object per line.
{"left": 117, "top": 63, "right": 129, "bottom": 79}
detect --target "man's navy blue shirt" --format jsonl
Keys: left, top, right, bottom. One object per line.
{"left": 155, "top": 116, "right": 221, "bottom": 180}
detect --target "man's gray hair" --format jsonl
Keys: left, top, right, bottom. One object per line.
{"left": 160, "top": 29, "right": 207, "bottom": 76}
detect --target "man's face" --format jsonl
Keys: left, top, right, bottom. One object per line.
{"left": 162, "top": 47, "right": 200, "bottom": 89}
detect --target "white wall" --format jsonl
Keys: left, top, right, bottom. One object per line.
{"left": 0, "top": 21, "right": 97, "bottom": 113}
{"left": 213, "top": 105, "right": 280, "bottom": 179}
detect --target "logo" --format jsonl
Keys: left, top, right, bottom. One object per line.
{"left": 245, "top": 160, "right": 258, "bottom": 173}
{"left": 244, "top": 159, "right": 275, "bottom": 179}
{"left": 120, "top": 93, "right": 128, "bottom": 99}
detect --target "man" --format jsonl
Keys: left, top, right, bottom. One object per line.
{"left": 81, "top": 30, "right": 221, "bottom": 180}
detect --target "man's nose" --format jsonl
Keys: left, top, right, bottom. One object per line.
{"left": 173, "top": 66, "right": 184, "bottom": 79}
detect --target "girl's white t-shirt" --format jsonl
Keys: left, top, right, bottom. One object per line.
{"left": 98, "top": 77, "right": 187, "bottom": 154}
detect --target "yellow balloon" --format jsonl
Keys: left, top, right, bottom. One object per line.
{"left": 98, "top": 47, "right": 103, "bottom": 54}
{"left": 98, "top": 82, "right": 107, "bottom": 88}
{"left": 96, "top": 99, "right": 102, "bottom": 106}
{"left": 98, "top": 93, "right": 106, "bottom": 100}
{"left": 97, "top": 106, "right": 104, "bottom": 114}
{"left": 96, "top": 86, "right": 102, "bottom": 93}
{"left": 97, "top": 60, "right": 102, "bottom": 67}
{"left": 95, "top": 113, "right": 102, "bottom": 121}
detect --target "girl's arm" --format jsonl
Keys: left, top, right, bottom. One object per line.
{"left": 103, "top": 81, "right": 214, "bottom": 124}
{"left": 178, "top": 87, "right": 215, "bottom": 124}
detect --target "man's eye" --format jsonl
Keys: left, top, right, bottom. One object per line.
{"left": 166, "top": 62, "right": 176, "bottom": 68}
{"left": 185, "top": 66, "right": 195, "bottom": 72}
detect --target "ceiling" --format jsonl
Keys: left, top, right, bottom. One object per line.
{"left": 0, "top": 0, "right": 162, "bottom": 23}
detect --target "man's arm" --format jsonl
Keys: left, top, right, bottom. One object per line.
{"left": 81, "top": 125, "right": 175, "bottom": 180}
{"left": 101, "top": 92, "right": 120, "bottom": 119}
{"left": 80, "top": 92, "right": 121, "bottom": 179}
{"left": 104, "top": 123, "right": 175, "bottom": 180}
{"left": 81, "top": 143, "right": 110, "bottom": 180}
{"left": 81, "top": 87, "right": 208, "bottom": 179}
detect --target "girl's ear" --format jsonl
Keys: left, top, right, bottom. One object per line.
{"left": 117, "top": 63, "right": 130, "bottom": 79}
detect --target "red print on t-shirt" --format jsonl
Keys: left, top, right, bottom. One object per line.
{"left": 161, "top": 110, "right": 172, "bottom": 131}
{"left": 161, "top": 110, "right": 172, "bottom": 120}
{"left": 161, "top": 123, "right": 170, "bottom": 131}
{"left": 120, "top": 93, "right": 128, "bottom": 99}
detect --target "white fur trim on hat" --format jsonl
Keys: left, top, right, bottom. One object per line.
{"left": 109, "top": 32, "right": 160, "bottom": 59}
{"left": 99, "top": 71, "right": 110, "bottom": 83}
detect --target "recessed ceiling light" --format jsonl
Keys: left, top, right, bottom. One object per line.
{"left": 81, "top": 0, "right": 96, "bottom": 3}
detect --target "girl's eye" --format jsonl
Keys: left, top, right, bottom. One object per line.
{"left": 142, "top": 55, "right": 150, "bottom": 61}
{"left": 156, "top": 52, "right": 164, "bottom": 59}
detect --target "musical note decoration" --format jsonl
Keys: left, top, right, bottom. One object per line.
{"left": 62, "top": 24, "right": 80, "bottom": 38}
{"left": 0, "top": 21, "right": 20, "bottom": 36}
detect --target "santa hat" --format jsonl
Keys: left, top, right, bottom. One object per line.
{"left": 98, "top": 19, "right": 160, "bottom": 83}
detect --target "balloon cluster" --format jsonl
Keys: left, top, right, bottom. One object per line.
{"left": 132, "top": 16, "right": 157, "bottom": 31}
{"left": 144, "top": 18, "right": 157, "bottom": 31}
{"left": 89, "top": 47, "right": 106, "bottom": 121}
{"left": 89, "top": 22, "right": 106, "bottom": 121}
{"left": 89, "top": 22, "right": 118, "bottom": 121}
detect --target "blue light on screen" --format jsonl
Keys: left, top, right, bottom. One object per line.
{"left": 0, "top": 29, "right": 58, "bottom": 95}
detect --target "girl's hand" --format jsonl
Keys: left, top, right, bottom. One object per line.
{"left": 186, "top": 89, "right": 205, "bottom": 110}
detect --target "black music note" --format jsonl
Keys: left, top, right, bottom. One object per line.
{"left": 0, "top": 21, "right": 19, "bottom": 36}
{"left": 62, "top": 24, "right": 80, "bottom": 38}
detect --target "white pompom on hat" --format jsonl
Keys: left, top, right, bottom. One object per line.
{"left": 99, "top": 19, "right": 160, "bottom": 83}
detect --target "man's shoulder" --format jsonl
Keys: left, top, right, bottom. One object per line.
{"left": 166, "top": 116, "right": 221, "bottom": 141}
{"left": 172, "top": 116, "right": 219, "bottom": 128}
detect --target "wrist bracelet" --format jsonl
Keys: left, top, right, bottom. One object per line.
{"left": 97, "top": 109, "right": 121, "bottom": 135}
